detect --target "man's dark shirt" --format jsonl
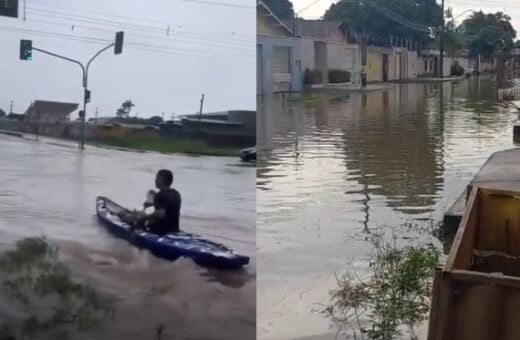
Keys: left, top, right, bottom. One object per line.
{"left": 153, "top": 188, "right": 181, "bottom": 234}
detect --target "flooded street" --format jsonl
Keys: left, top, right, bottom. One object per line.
{"left": 257, "top": 77, "right": 517, "bottom": 339}
{"left": 0, "top": 135, "right": 255, "bottom": 339}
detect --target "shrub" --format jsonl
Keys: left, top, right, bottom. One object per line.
{"left": 450, "top": 61, "right": 465, "bottom": 77}
{"left": 324, "top": 232, "right": 440, "bottom": 340}
{"left": 303, "top": 68, "right": 323, "bottom": 86}
{"left": 328, "top": 69, "right": 352, "bottom": 83}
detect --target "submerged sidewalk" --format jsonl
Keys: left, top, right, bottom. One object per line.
{"left": 444, "top": 148, "right": 520, "bottom": 231}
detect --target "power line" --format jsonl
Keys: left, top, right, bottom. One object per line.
{"left": 0, "top": 25, "right": 110, "bottom": 45}
{"left": 25, "top": 17, "right": 255, "bottom": 52}
{"left": 26, "top": 7, "right": 255, "bottom": 44}
{"left": 29, "top": 0, "right": 255, "bottom": 39}
{"left": 126, "top": 46, "right": 253, "bottom": 63}
{"left": 177, "top": 0, "right": 254, "bottom": 9}
{"left": 0, "top": 26, "right": 253, "bottom": 63}
{"left": 365, "top": 0, "right": 432, "bottom": 33}
{"left": 297, "top": 0, "right": 323, "bottom": 15}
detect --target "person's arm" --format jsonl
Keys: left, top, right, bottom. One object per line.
{"left": 142, "top": 208, "right": 165, "bottom": 222}
{"left": 139, "top": 191, "right": 166, "bottom": 224}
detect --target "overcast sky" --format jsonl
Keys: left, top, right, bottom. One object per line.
{"left": 0, "top": 0, "right": 255, "bottom": 119}
{"left": 292, "top": 0, "right": 520, "bottom": 33}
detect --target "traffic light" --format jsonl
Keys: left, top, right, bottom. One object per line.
{"left": 0, "top": 0, "right": 18, "bottom": 18}
{"left": 84, "top": 89, "right": 91, "bottom": 103}
{"left": 19, "top": 40, "right": 32, "bottom": 61}
{"left": 114, "top": 31, "right": 124, "bottom": 55}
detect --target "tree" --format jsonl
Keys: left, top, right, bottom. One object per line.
{"left": 444, "top": 9, "right": 464, "bottom": 57}
{"left": 0, "top": 108, "right": 6, "bottom": 117}
{"left": 148, "top": 116, "right": 163, "bottom": 125}
{"left": 324, "top": 0, "right": 442, "bottom": 49}
{"left": 460, "top": 11, "right": 516, "bottom": 58}
{"left": 263, "top": 0, "right": 294, "bottom": 20}
{"left": 115, "top": 100, "right": 135, "bottom": 118}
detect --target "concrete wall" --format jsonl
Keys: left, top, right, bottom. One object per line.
{"left": 327, "top": 43, "right": 354, "bottom": 70}
{"left": 300, "top": 38, "right": 358, "bottom": 84}
{"left": 257, "top": 35, "right": 302, "bottom": 95}
{"left": 367, "top": 46, "right": 396, "bottom": 82}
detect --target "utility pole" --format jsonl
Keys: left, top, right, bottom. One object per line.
{"left": 9, "top": 101, "right": 13, "bottom": 114}
{"left": 94, "top": 107, "right": 98, "bottom": 125}
{"left": 361, "top": 32, "right": 367, "bottom": 88}
{"left": 199, "top": 94, "right": 205, "bottom": 122}
{"left": 439, "top": 0, "right": 445, "bottom": 78}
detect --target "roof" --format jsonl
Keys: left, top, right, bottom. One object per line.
{"left": 89, "top": 116, "right": 117, "bottom": 125}
{"left": 257, "top": 0, "right": 293, "bottom": 35}
{"left": 295, "top": 19, "right": 345, "bottom": 40}
{"left": 25, "top": 100, "right": 78, "bottom": 116}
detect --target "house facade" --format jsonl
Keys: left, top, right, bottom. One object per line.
{"left": 24, "top": 100, "right": 78, "bottom": 124}
{"left": 257, "top": 0, "right": 302, "bottom": 95}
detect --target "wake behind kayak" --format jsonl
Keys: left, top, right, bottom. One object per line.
{"left": 96, "top": 197, "right": 249, "bottom": 269}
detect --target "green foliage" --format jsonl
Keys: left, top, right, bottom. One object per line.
{"left": 324, "top": 0, "right": 442, "bottom": 49}
{"left": 303, "top": 68, "right": 323, "bottom": 86}
{"left": 0, "top": 238, "right": 113, "bottom": 339}
{"left": 324, "top": 234, "right": 440, "bottom": 340}
{"left": 116, "top": 100, "right": 135, "bottom": 118}
{"left": 450, "top": 61, "right": 465, "bottom": 76}
{"left": 461, "top": 11, "right": 516, "bottom": 58}
{"left": 328, "top": 70, "right": 352, "bottom": 83}
{"left": 262, "top": 0, "right": 294, "bottom": 20}
{"left": 444, "top": 10, "right": 464, "bottom": 57}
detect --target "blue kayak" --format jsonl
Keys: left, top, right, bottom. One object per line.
{"left": 96, "top": 197, "right": 249, "bottom": 269}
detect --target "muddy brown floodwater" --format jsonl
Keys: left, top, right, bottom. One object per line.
{"left": 0, "top": 135, "right": 255, "bottom": 340}
{"left": 257, "top": 77, "right": 517, "bottom": 339}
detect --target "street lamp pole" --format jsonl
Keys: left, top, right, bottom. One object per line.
{"left": 80, "top": 43, "right": 114, "bottom": 149}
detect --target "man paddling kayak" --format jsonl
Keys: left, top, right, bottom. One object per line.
{"left": 119, "top": 169, "right": 182, "bottom": 235}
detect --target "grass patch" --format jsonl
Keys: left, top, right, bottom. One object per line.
{"left": 93, "top": 135, "right": 240, "bottom": 157}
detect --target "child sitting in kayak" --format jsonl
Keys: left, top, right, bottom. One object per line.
{"left": 118, "top": 169, "right": 182, "bottom": 235}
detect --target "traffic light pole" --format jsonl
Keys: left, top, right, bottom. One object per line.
{"left": 32, "top": 43, "right": 115, "bottom": 149}
{"left": 80, "top": 43, "right": 114, "bottom": 149}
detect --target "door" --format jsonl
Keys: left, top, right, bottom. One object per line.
{"left": 272, "top": 46, "right": 291, "bottom": 92}
{"left": 382, "top": 54, "right": 389, "bottom": 82}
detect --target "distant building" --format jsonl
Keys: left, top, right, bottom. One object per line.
{"left": 7, "top": 112, "right": 24, "bottom": 121}
{"left": 88, "top": 116, "right": 118, "bottom": 125}
{"left": 24, "top": 100, "right": 78, "bottom": 124}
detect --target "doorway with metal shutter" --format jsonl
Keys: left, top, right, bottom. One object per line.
{"left": 272, "top": 46, "right": 291, "bottom": 92}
